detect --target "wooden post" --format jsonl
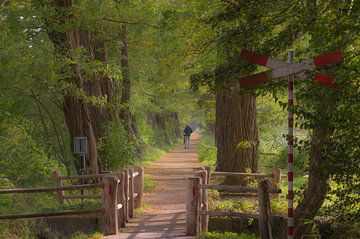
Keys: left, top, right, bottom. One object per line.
{"left": 117, "top": 171, "right": 126, "bottom": 228}
{"left": 258, "top": 179, "right": 272, "bottom": 239}
{"left": 124, "top": 169, "right": 129, "bottom": 222}
{"left": 194, "top": 170, "right": 209, "bottom": 233}
{"left": 205, "top": 166, "right": 211, "bottom": 183}
{"left": 272, "top": 168, "right": 282, "bottom": 202}
{"left": 186, "top": 176, "right": 200, "bottom": 236}
{"left": 52, "top": 169, "right": 65, "bottom": 204}
{"left": 134, "top": 167, "right": 144, "bottom": 208}
{"left": 271, "top": 168, "right": 282, "bottom": 190}
{"left": 128, "top": 168, "right": 135, "bottom": 218}
{"left": 102, "top": 176, "right": 119, "bottom": 235}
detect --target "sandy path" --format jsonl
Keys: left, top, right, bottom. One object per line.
{"left": 111, "top": 132, "right": 202, "bottom": 239}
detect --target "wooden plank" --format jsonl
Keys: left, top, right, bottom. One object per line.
{"left": 258, "top": 179, "right": 272, "bottom": 239}
{"left": 197, "top": 184, "right": 281, "bottom": 194}
{"left": 198, "top": 184, "right": 258, "bottom": 193}
{"left": 198, "top": 210, "right": 259, "bottom": 219}
{"left": 211, "top": 172, "right": 271, "bottom": 178}
{"left": 63, "top": 195, "right": 101, "bottom": 199}
{"left": 132, "top": 171, "right": 139, "bottom": 178}
{"left": 0, "top": 183, "right": 104, "bottom": 194}
{"left": 59, "top": 173, "right": 116, "bottom": 180}
{"left": 0, "top": 209, "right": 103, "bottom": 220}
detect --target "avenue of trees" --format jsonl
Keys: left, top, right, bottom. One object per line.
{"left": 0, "top": 0, "right": 359, "bottom": 238}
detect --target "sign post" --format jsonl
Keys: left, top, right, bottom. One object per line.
{"left": 287, "top": 51, "right": 294, "bottom": 239}
{"left": 74, "top": 137, "right": 88, "bottom": 195}
{"left": 238, "top": 49, "right": 343, "bottom": 239}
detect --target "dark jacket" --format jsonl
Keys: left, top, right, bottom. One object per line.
{"left": 183, "top": 126, "right": 193, "bottom": 136}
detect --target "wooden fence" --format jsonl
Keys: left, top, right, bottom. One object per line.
{"left": 186, "top": 167, "right": 285, "bottom": 239}
{"left": 0, "top": 167, "right": 144, "bottom": 236}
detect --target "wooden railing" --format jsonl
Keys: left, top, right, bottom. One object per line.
{"left": 186, "top": 167, "right": 285, "bottom": 239}
{"left": 0, "top": 167, "right": 144, "bottom": 236}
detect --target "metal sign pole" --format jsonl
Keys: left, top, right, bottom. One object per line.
{"left": 287, "top": 51, "right": 294, "bottom": 239}
{"left": 74, "top": 137, "right": 88, "bottom": 197}
{"left": 81, "top": 153, "right": 85, "bottom": 196}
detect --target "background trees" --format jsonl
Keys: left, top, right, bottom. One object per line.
{"left": 0, "top": 0, "right": 359, "bottom": 238}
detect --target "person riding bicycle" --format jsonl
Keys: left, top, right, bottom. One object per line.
{"left": 183, "top": 124, "right": 193, "bottom": 149}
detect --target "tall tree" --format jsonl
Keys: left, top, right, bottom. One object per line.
{"left": 46, "top": 0, "right": 119, "bottom": 174}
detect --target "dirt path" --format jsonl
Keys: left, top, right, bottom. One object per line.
{"left": 111, "top": 132, "right": 202, "bottom": 239}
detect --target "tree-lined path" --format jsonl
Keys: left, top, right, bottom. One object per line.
{"left": 106, "top": 132, "right": 201, "bottom": 239}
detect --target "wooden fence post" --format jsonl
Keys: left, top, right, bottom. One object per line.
{"left": 124, "top": 169, "right": 129, "bottom": 222}
{"left": 271, "top": 168, "right": 282, "bottom": 190}
{"left": 194, "top": 170, "right": 209, "bottom": 233}
{"left": 258, "top": 179, "right": 272, "bottom": 239}
{"left": 102, "top": 176, "right": 119, "bottom": 235}
{"left": 52, "top": 169, "right": 65, "bottom": 205}
{"left": 128, "top": 168, "right": 135, "bottom": 218}
{"left": 117, "top": 171, "right": 126, "bottom": 228}
{"left": 134, "top": 167, "right": 144, "bottom": 208}
{"left": 186, "top": 176, "right": 200, "bottom": 236}
{"left": 205, "top": 166, "right": 211, "bottom": 183}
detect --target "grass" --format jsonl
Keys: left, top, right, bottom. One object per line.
{"left": 69, "top": 231, "right": 103, "bottom": 239}
{"left": 139, "top": 142, "right": 178, "bottom": 166}
{"left": 280, "top": 174, "right": 308, "bottom": 191}
{"left": 199, "top": 231, "right": 259, "bottom": 239}
{"left": 134, "top": 203, "right": 156, "bottom": 216}
{"left": 144, "top": 176, "right": 156, "bottom": 192}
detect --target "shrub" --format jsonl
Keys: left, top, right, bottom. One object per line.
{"left": 98, "top": 120, "right": 139, "bottom": 170}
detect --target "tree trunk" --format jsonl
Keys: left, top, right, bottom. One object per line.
{"left": 215, "top": 87, "right": 259, "bottom": 185}
{"left": 48, "top": 0, "right": 119, "bottom": 174}
{"left": 119, "top": 25, "right": 143, "bottom": 151}
{"left": 155, "top": 113, "right": 171, "bottom": 144}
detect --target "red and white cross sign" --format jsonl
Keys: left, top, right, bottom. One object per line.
{"left": 237, "top": 49, "right": 343, "bottom": 239}
{"left": 237, "top": 49, "right": 343, "bottom": 88}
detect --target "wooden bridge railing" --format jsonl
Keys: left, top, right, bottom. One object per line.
{"left": 186, "top": 167, "right": 285, "bottom": 239}
{"left": 0, "top": 167, "right": 144, "bottom": 236}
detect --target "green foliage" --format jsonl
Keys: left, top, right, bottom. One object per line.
{"left": 98, "top": 120, "right": 139, "bottom": 170}
{"left": 144, "top": 176, "right": 156, "bottom": 193}
{"left": 198, "top": 133, "right": 217, "bottom": 168}
{"left": 69, "top": 231, "right": 103, "bottom": 239}
{"left": 200, "top": 231, "right": 258, "bottom": 239}
{"left": 0, "top": 117, "right": 60, "bottom": 187}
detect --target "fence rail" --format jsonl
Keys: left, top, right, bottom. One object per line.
{"left": 187, "top": 167, "right": 284, "bottom": 239}
{"left": 0, "top": 167, "right": 144, "bottom": 236}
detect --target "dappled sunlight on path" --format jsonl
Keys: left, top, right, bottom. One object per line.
{"left": 105, "top": 132, "right": 201, "bottom": 239}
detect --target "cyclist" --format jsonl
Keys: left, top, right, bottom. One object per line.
{"left": 183, "top": 124, "right": 193, "bottom": 149}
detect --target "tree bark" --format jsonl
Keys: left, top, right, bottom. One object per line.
{"left": 215, "top": 87, "right": 259, "bottom": 185}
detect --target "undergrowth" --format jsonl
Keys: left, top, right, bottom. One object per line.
{"left": 200, "top": 231, "right": 259, "bottom": 239}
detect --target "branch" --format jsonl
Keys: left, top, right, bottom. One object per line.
{"left": 102, "top": 18, "right": 156, "bottom": 28}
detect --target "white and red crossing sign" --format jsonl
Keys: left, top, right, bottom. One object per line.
{"left": 237, "top": 49, "right": 344, "bottom": 239}
{"left": 237, "top": 49, "right": 344, "bottom": 88}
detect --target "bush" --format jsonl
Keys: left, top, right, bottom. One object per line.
{"left": 198, "top": 133, "right": 217, "bottom": 168}
{"left": 0, "top": 117, "right": 61, "bottom": 187}
{"left": 98, "top": 120, "right": 139, "bottom": 170}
